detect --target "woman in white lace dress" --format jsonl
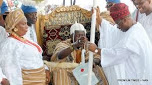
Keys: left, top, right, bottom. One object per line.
{"left": 0, "top": 9, "right": 48, "bottom": 85}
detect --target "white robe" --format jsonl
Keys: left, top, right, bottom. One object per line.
{"left": 138, "top": 12, "right": 152, "bottom": 43}
{"left": 0, "top": 26, "right": 8, "bottom": 85}
{"left": 0, "top": 37, "right": 44, "bottom": 85}
{"left": 24, "top": 24, "right": 38, "bottom": 43}
{"left": 0, "top": 68, "right": 6, "bottom": 85}
{"left": 99, "top": 19, "right": 152, "bottom": 85}
{"left": 132, "top": 9, "right": 152, "bottom": 43}
{"left": 131, "top": 9, "right": 145, "bottom": 22}
{"left": 0, "top": 26, "right": 7, "bottom": 43}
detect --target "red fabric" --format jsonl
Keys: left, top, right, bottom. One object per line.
{"left": 110, "top": 3, "right": 130, "bottom": 21}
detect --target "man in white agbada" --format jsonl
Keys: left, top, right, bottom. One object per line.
{"left": 21, "top": 5, "right": 38, "bottom": 43}
{"left": 131, "top": 0, "right": 145, "bottom": 22}
{"left": 132, "top": 0, "right": 152, "bottom": 43}
{"left": 89, "top": 3, "right": 152, "bottom": 85}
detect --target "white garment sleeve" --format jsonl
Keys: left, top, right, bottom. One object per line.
{"left": 98, "top": 19, "right": 123, "bottom": 85}
{"left": 0, "top": 26, "right": 8, "bottom": 43}
{"left": 101, "top": 47, "right": 133, "bottom": 67}
{"left": 0, "top": 41, "right": 23, "bottom": 85}
{"left": 0, "top": 54, "right": 23, "bottom": 85}
{"left": 98, "top": 19, "right": 122, "bottom": 49}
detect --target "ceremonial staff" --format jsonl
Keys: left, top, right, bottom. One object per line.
{"left": 88, "top": 0, "right": 97, "bottom": 85}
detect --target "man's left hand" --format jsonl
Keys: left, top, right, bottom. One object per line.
{"left": 88, "top": 43, "right": 97, "bottom": 52}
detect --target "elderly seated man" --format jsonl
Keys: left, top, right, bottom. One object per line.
{"left": 45, "top": 22, "right": 108, "bottom": 85}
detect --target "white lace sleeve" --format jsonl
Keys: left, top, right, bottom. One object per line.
{"left": 0, "top": 39, "right": 23, "bottom": 85}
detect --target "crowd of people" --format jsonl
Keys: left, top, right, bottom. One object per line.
{"left": 0, "top": 0, "right": 152, "bottom": 85}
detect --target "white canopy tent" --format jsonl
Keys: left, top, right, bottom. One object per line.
{"left": 4, "top": 0, "right": 136, "bottom": 14}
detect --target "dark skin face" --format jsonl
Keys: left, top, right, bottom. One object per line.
{"left": 57, "top": 30, "right": 87, "bottom": 60}
{"left": 24, "top": 12, "right": 37, "bottom": 26}
{"left": 72, "top": 30, "right": 86, "bottom": 42}
{"left": 132, "top": 0, "right": 138, "bottom": 7}
{"left": 71, "top": 30, "right": 87, "bottom": 49}
{"left": 116, "top": 17, "right": 133, "bottom": 32}
{"left": 14, "top": 17, "right": 28, "bottom": 36}
{"left": 134, "top": 0, "right": 151, "bottom": 14}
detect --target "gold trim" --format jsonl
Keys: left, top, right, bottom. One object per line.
{"left": 48, "top": 5, "right": 91, "bottom": 18}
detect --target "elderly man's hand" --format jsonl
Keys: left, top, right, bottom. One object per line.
{"left": 73, "top": 36, "right": 88, "bottom": 49}
{"left": 1, "top": 78, "right": 10, "bottom": 85}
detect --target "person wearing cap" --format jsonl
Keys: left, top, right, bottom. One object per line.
{"left": 132, "top": 0, "right": 152, "bottom": 43}
{"left": 21, "top": 4, "right": 38, "bottom": 43}
{"left": 49, "top": 22, "right": 108, "bottom": 85}
{"left": 95, "top": 0, "right": 121, "bottom": 30}
{"left": 106, "top": 0, "right": 120, "bottom": 11}
{"left": 89, "top": 3, "right": 152, "bottom": 85}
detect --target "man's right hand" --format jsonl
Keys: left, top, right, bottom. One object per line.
{"left": 1, "top": 78, "right": 10, "bottom": 85}
{"left": 73, "top": 36, "right": 87, "bottom": 49}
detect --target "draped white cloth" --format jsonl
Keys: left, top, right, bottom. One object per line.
{"left": 0, "top": 26, "right": 8, "bottom": 85}
{"left": 24, "top": 24, "right": 37, "bottom": 43}
{"left": 0, "top": 68, "right": 6, "bottom": 85}
{"left": 138, "top": 12, "right": 152, "bottom": 44}
{"left": 131, "top": 9, "right": 145, "bottom": 22}
{"left": 0, "top": 26, "right": 7, "bottom": 43}
{"left": 99, "top": 19, "right": 152, "bottom": 85}
{"left": 132, "top": 10, "right": 152, "bottom": 43}
{"left": 98, "top": 20, "right": 122, "bottom": 85}
{"left": 0, "top": 37, "right": 44, "bottom": 85}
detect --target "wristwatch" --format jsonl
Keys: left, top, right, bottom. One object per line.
{"left": 94, "top": 48, "right": 98, "bottom": 53}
